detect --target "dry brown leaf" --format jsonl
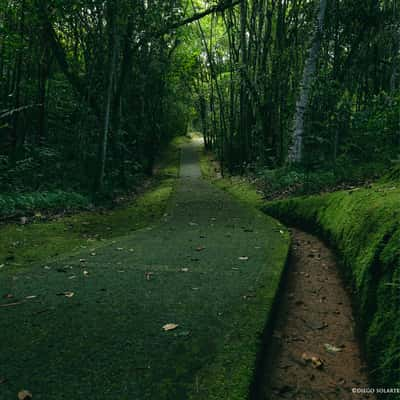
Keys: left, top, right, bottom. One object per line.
{"left": 162, "top": 323, "right": 178, "bottom": 331}
{"left": 302, "top": 352, "right": 324, "bottom": 369}
{"left": 311, "top": 357, "right": 323, "bottom": 369}
{"left": 57, "top": 291, "right": 74, "bottom": 298}
{"left": 18, "top": 390, "right": 32, "bottom": 400}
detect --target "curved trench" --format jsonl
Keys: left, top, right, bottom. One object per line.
{"left": 259, "top": 228, "right": 375, "bottom": 400}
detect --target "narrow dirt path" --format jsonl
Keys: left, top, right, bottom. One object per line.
{"left": 262, "top": 228, "right": 375, "bottom": 400}
{"left": 0, "top": 140, "right": 288, "bottom": 399}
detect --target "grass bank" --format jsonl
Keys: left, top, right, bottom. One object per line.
{"left": 0, "top": 136, "right": 187, "bottom": 273}
{"left": 201, "top": 148, "right": 399, "bottom": 391}
{"left": 199, "top": 150, "right": 264, "bottom": 209}
{"left": 199, "top": 148, "right": 291, "bottom": 399}
{"left": 264, "top": 183, "right": 400, "bottom": 390}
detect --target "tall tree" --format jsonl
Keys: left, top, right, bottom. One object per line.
{"left": 288, "top": 0, "right": 328, "bottom": 164}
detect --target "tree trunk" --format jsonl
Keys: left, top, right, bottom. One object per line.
{"left": 97, "top": 5, "right": 118, "bottom": 192}
{"left": 288, "top": 0, "right": 327, "bottom": 164}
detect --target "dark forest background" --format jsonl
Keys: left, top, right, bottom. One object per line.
{"left": 1, "top": 0, "right": 399, "bottom": 204}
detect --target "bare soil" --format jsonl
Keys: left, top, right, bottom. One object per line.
{"left": 263, "top": 228, "right": 375, "bottom": 400}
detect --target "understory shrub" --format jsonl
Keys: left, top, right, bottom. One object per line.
{"left": 0, "top": 191, "right": 90, "bottom": 218}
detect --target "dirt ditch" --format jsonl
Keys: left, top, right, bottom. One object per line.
{"left": 262, "top": 228, "right": 375, "bottom": 400}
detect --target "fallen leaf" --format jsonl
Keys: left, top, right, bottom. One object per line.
{"left": 181, "top": 268, "right": 189, "bottom": 272}
{"left": 302, "top": 352, "right": 324, "bottom": 369}
{"left": 162, "top": 323, "right": 178, "bottom": 331}
{"left": 0, "top": 301, "right": 25, "bottom": 307}
{"left": 43, "top": 266, "right": 51, "bottom": 270}
{"left": 196, "top": 246, "right": 205, "bottom": 252}
{"left": 79, "top": 259, "right": 86, "bottom": 263}
{"left": 116, "top": 247, "right": 124, "bottom": 251}
{"left": 68, "top": 275, "right": 76, "bottom": 280}
{"left": 83, "top": 270, "right": 89, "bottom": 276}
{"left": 57, "top": 291, "right": 74, "bottom": 298}
{"left": 311, "top": 357, "right": 323, "bottom": 369}
{"left": 90, "top": 252, "right": 96, "bottom": 256}
{"left": 25, "top": 295, "right": 37, "bottom": 300}
{"left": 145, "top": 272, "right": 153, "bottom": 281}
{"left": 239, "top": 256, "right": 249, "bottom": 261}
{"left": 18, "top": 390, "right": 32, "bottom": 400}
{"left": 324, "top": 343, "right": 342, "bottom": 353}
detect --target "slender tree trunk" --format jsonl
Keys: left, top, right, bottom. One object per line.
{"left": 97, "top": 5, "right": 118, "bottom": 192}
{"left": 11, "top": 0, "right": 25, "bottom": 159}
{"left": 288, "top": 0, "right": 327, "bottom": 164}
{"left": 239, "top": 0, "right": 248, "bottom": 169}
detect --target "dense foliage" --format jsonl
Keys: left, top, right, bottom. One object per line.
{"left": 0, "top": 0, "right": 197, "bottom": 195}
{"left": 193, "top": 0, "right": 400, "bottom": 177}
{"left": 1, "top": 0, "right": 399, "bottom": 193}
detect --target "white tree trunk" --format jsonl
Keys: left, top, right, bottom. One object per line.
{"left": 289, "top": 0, "right": 327, "bottom": 164}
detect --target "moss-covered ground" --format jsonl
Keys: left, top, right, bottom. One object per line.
{"left": 199, "top": 150, "right": 264, "bottom": 210}
{"left": 0, "top": 138, "right": 289, "bottom": 399}
{"left": 0, "top": 136, "right": 187, "bottom": 273}
{"left": 264, "top": 183, "right": 400, "bottom": 391}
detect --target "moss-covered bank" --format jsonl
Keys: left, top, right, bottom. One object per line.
{"left": 264, "top": 183, "right": 400, "bottom": 391}
{"left": 0, "top": 136, "right": 187, "bottom": 273}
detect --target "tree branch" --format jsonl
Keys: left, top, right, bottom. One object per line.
{"left": 156, "top": 0, "right": 242, "bottom": 37}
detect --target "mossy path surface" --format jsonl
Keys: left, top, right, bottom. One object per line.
{"left": 0, "top": 140, "right": 289, "bottom": 400}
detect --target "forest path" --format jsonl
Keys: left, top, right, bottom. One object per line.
{"left": 0, "top": 139, "right": 288, "bottom": 399}
{"left": 262, "top": 229, "right": 374, "bottom": 400}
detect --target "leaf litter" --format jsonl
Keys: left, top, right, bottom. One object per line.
{"left": 162, "top": 323, "right": 178, "bottom": 331}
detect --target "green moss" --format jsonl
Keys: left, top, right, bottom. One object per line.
{"left": 200, "top": 150, "right": 264, "bottom": 210}
{"left": 197, "top": 148, "right": 290, "bottom": 399}
{"left": 0, "top": 138, "right": 183, "bottom": 273}
{"left": 264, "top": 183, "right": 400, "bottom": 389}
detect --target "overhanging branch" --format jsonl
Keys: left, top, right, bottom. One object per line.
{"left": 156, "top": 0, "right": 242, "bottom": 37}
